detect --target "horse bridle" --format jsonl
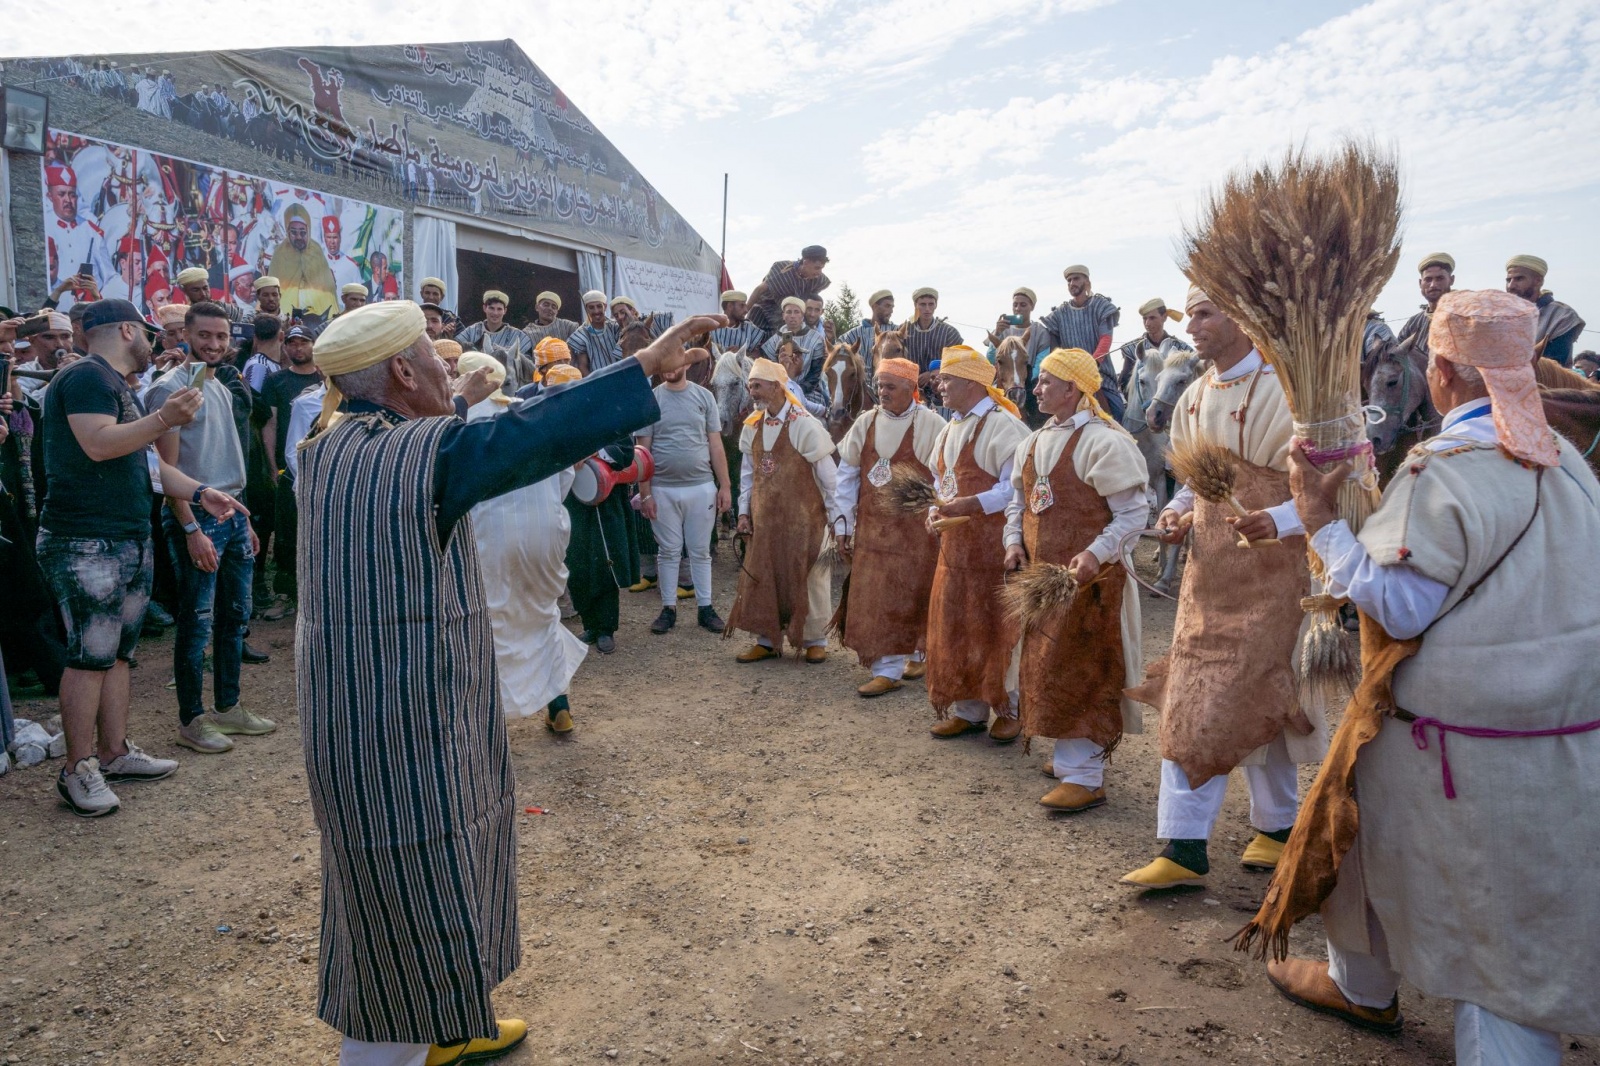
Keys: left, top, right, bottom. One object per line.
{"left": 1372, "top": 347, "right": 1437, "bottom": 439}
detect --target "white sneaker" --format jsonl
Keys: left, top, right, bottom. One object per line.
{"left": 212, "top": 705, "right": 277, "bottom": 736}
{"left": 102, "top": 740, "right": 180, "bottom": 781}
{"left": 177, "top": 716, "right": 235, "bottom": 754}
{"left": 57, "top": 757, "right": 121, "bottom": 817}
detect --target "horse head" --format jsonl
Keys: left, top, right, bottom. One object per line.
{"left": 1121, "top": 350, "right": 1166, "bottom": 435}
{"left": 1365, "top": 345, "right": 1433, "bottom": 455}
{"left": 709, "top": 343, "right": 753, "bottom": 435}
{"left": 1146, "top": 351, "right": 1206, "bottom": 433}
{"left": 994, "top": 335, "right": 1031, "bottom": 413}
{"left": 823, "top": 340, "right": 868, "bottom": 439}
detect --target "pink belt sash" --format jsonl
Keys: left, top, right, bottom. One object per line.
{"left": 1396, "top": 709, "right": 1600, "bottom": 799}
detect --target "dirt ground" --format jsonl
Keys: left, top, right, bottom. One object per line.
{"left": 3, "top": 546, "right": 1596, "bottom": 1066}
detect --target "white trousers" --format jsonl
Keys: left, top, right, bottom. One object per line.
{"left": 869, "top": 651, "right": 924, "bottom": 680}
{"left": 1328, "top": 907, "right": 1560, "bottom": 1066}
{"left": 650, "top": 481, "right": 717, "bottom": 607}
{"left": 340, "top": 1038, "right": 427, "bottom": 1066}
{"left": 951, "top": 691, "right": 1018, "bottom": 723}
{"left": 1051, "top": 737, "right": 1106, "bottom": 788}
{"left": 756, "top": 557, "right": 833, "bottom": 648}
{"left": 1155, "top": 733, "right": 1298, "bottom": 839}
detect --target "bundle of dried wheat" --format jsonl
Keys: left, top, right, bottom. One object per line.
{"left": 1167, "top": 439, "right": 1280, "bottom": 548}
{"left": 888, "top": 463, "right": 970, "bottom": 530}
{"left": 1179, "top": 139, "right": 1403, "bottom": 714}
{"left": 998, "top": 563, "right": 1079, "bottom": 632}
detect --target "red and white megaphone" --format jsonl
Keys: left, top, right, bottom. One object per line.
{"left": 571, "top": 445, "right": 654, "bottom": 506}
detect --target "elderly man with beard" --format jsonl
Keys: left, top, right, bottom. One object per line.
{"left": 923, "top": 347, "right": 1029, "bottom": 742}
{"left": 33, "top": 300, "right": 242, "bottom": 816}
{"left": 297, "top": 299, "right": 723, "bottom": 1066}
{"left": 1394, "top": 253, "right": 1454, "bottom": 360}
{"left": 833, "top": 357, "right": 945, "bottom": 696}
{"left": 148, "top": 302, "right": 273, "bottom": 754}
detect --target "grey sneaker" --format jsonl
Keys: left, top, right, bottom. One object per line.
{"left": 212, "top": 705, "right": 277, "bottom": 736}
{"left": 57, "top": 757, "right": 120, "bottom": 817}
{"left": 102, "top": 740, "right": 180, "bottom": 781}
{"left": 260, "top": 598, "right": 296, "bottom": 621}
{"left": 176, "top": 716, "right": 235, "bottom": 754}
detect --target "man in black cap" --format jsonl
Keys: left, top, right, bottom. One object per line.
{"left": 30, "top": 300, "right": 243, "bottom": 817}
{"left": 747, "top": 245, "right": 831, "bottom": 333}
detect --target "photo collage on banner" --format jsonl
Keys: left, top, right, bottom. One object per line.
{"left": 41, "top": 128, "right": 404, "bottom": 320}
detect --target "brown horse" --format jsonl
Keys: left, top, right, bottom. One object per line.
{"left": 993, "top": 333, "right": 1031, "bottom": 415}
{"left": 822, "top": 340, "right": 869, "bottom": 442}
{"left": 1536, "top": 360, "right": 1600, "bottom": 475}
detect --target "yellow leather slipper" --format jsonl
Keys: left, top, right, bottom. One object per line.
{"left": 1120, "top": 856, "right": 1205, "bottom": 888}
{"left": 426, "top": 1019, "right": 529, "bottom": 1065}
{"left": 1241, "top": 832, "right": 1286, "bottom": 870}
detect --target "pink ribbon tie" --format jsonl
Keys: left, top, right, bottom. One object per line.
{"left": 1407, "top": 714, "right": 1600, "bottom": 800}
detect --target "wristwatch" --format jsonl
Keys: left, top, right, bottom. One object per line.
{"left": 181, "top": 520, "right": 201, "bottom": 535}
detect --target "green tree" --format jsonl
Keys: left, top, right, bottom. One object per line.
{"left": 824, "top": 282, "right": 861, "bottom": 339}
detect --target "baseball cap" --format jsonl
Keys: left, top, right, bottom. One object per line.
{"left": 800, "top": 244, "right": 828, "bottom": 261}
{"left": 80, "top": 298, "right": 158, "bottom": 336}
{"left": 285, "top": 324, "right": 312, "bottom": 341}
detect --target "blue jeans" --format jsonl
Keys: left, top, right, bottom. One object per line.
{"left": 163, "top": 510, "right": 254, "bottom": 724}
{"left": 36, "top": 531, "right": 153, "bottom": 670}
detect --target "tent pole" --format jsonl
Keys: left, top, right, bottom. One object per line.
{"left": 719, "top": 173, "right": 729, "bottom": 284}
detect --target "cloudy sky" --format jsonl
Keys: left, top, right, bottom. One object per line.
{"left": 9, "top": 0, "right": 1596, "bottom": 347}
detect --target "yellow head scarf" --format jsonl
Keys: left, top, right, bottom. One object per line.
{"left": 535, "top": 336, "right": 572, "bottom": 368}
{"left": 1039, "top": 348, "right": 1118, "bottom": 427}
{"left": 744, "top": 358, "right": 809, "bottom": 423}
{"left": 938, "top": 345, "right": 1020, "bottom": 418}
{"left": 310, "top": 300, "right": 428, "bottom": 432}
{"left": 544, "top": 363, "right": 582, "bottom": 386}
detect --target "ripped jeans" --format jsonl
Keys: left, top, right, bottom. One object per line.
{"left": 163, "top": 510, "right": 254, "bottom": 725}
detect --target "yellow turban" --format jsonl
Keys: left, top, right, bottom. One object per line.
{"left": 174, "top": 266, "right": 209, "bottom": 286}
{"left": 456, "top": 351, "right": 512, "bottom": 404}
{"left": 254, "top": 276, "right": 280, "bottom": 292}
{"left": 420, "top": 276, "right": 447, "bottom": 293}
{"left": 535, "top": 336, "right": 573, "bottom": 367}
{"left": 720, "top": 289, "right": 747, "bottom": 304}
{"left": 1138, "top": 297, "right": 1182, "bottom": 322}
{"left": 1039, "top": 347, "right": 1117, "bottom": 426}
{"left": 310, "top": 299, "right": 428, "bottom": 431}
{"left": 745, "top": 358, "right": 810, "bottom": 422}
{"left": 482, "top": 289, "right": 510, "bottom": 305}
{"left": 1418, "top": 252, "right": 1455, "bottom": 274}
{"left": 1506, "top": 254, "right": 1548, "bottom": 277}
{"left": 432, "top": 339, "right": 463, "bottom": 359}
{"left": 938, "top": 345, "right": 1020, "bottom": 418}
{"left": 544, "top": 364, "right": 582, "bottom": 386}
{"left": 1184, "top": 285, "right": 1210, "bottom": 312}
{"left": 535, "top": 290, "right": 561, "bottom": 310}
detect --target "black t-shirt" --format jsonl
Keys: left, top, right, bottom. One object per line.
{"left": 39, "top": 354, "right": 153, "bottom": 540}
{"left": 254, "top": 367, "right": 322, "bottom": 471}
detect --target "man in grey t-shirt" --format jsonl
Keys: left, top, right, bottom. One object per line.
{"left": 636, "top": 368, "right": 731, "bottom": 634}
{"left": 148, "top": 302, "right": 277, "bottom": 755}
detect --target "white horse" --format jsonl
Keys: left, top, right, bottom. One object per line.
{"left": 1121, "top": 349, "right": 1181, "bottom": 594}
{"left": 1141, "top": 350, "right": 1210, "bottom": 595}
{"left": 709, "top": 343, "right": 754, "bottom": 531}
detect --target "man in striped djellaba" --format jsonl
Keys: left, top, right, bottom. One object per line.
{"left": 297, "top": 299, "right": 721, "bottom": 1066}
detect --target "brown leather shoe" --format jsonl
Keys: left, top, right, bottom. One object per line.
{"left": 1039, "top": 782, "right": 1106, "bottom": 812}
{"left": 988, "top": 714, "right": 1022, "bottom": 744}
{"left": 1266, "top": 957, "right": 1403, "bottom": 1035}
{"left": 1041, "top": 759, "right": 1058, "bottom": 777}
{"left": 857, "top": 676, "right": 902, "bottom": 698}
{"left": 930, "top": 716, "right": 987, "bottom": 738}
{"left": 804, "top": 646, "right": 828, "bottom": 664}
{"left": 736, "top": 643, "right": 780, "bottom": 663}
{"left": 902, "top": 660, "right": 926, "bottom": 681}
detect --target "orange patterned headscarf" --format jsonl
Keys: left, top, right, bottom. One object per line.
{"left": 876, "top": 357, "right": 920, "bottom": 384}
{"left": 1430, "top": 289, "right": 1557, "bottom": 467}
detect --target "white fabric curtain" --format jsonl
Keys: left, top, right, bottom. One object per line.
{"left": 0, "top": 152, "right": 18, "bottom": 310}
{"left": 411, "top": 216, "right": 458, "bottom": 311}
{"left": 575, "top": 250, "right": 607, "bottom": 298}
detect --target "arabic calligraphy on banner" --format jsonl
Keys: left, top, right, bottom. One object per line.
{"left": 41, "top": 128, "right": 403, "bottom": 317}
{"left": 8, "top": 41, "right": 719, "bottom": 276}
{"left": 612, "top": 257, "right": 719, "bottom": 319}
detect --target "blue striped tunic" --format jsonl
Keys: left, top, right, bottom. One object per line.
{"left": 711, "top": 319, "right": 767, "bottom": 354}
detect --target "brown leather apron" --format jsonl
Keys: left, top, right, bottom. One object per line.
{"left": 726, "top": 417, "right": 827, "bottom": 650}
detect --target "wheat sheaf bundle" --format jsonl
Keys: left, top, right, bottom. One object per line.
{"left": 999, "top": 563, "right": 1079, "bottom": 632}
{"left": 1167, "top": 439, "right": 1279, "bottom": 548}
{"left": 887, "top": 464, "right": 970, "bottom": 531}
{"left": 1180, "top": 139, "right": 1402, "bottom": 713}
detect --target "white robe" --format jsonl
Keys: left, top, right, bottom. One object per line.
{"left": 466, "top": 398, "right": 588, "bottom": 717}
